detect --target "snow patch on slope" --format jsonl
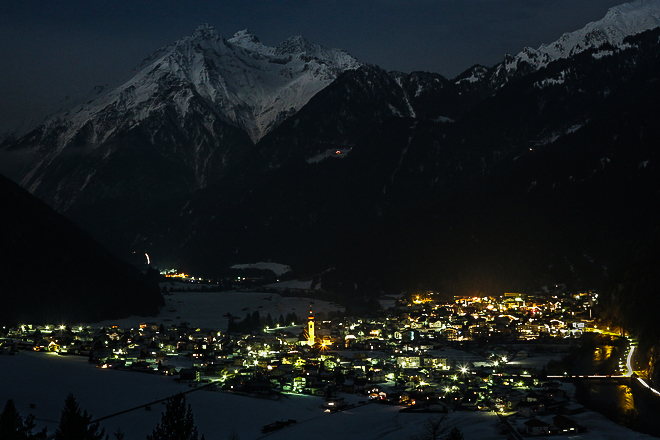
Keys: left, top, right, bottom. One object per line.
{"left": 230, "top": 262, "right": 292, "bottom": 276}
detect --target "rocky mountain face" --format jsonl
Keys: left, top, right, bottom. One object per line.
{"left": 2, "top": 0, "right": 660, "bottom": 301}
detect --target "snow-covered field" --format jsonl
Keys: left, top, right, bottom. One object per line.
{"left": 1, "top": 351, "right": 656, "bottom": 440}
{"left": 230, "top": 262, "right": 291, "bottom": 277}
{"left": 90, "top": 290, "right": 343, "bottom": 330}
{"left": 507, "top": 408, "right": 658, "bottom": 440}
{"left": 0, "top": 351, "right": 499, "bottom": 440}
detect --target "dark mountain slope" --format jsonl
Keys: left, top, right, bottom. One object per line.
{"left": 0, "top": 174, "right": 164, "bottom": 326}
{"left": 162, "top": 28, "right": 660, "bottom": 297}
{"left": 360, "top": 30, "right": 660, "bottom": 293}
{"left": 255, "top": 65, "right": 415, "bottom": 166}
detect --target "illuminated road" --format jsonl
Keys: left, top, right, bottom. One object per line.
{"left": 547, "top": 337, "right": 660, "bottom": 397}
{"left": 624, "top": 341, "right": 660, "bottom": 396}
{"left": 625, "top": 345, "right": 635, "bottom": 377}
{"left": 637, "top": 378, "right": 660, "bottom": 396}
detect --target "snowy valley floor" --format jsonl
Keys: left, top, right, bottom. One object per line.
{"left": 1, "top": 351, "right": 658, "bottom": 440}
{"left": 91, "top": 290, "right": 343, "bottom": 330}
{"left": 0, "top": 351, "right": 500, "bottom": 440}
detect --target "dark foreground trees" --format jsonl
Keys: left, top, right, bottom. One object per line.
{"left": 410, "top": 415, "right": 465, "bottom": 440}
{"left": 0, "top": 399, "right": 46, "bottom": 440}
{"left": 55, "top": 393, "right": 107, "bottom": 440}
{"left": 147, "top": 393, "right": 204, "bottom": 440}
{"left": 2, "top": 393, "right": 110, "bottom": 440}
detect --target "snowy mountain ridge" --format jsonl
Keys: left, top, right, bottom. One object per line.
{"left": 497, "top": 0, "right": 660, "bottom": 76}
{"left": 9, "top": 25, "right": 362, "bottom": 209}
{"left": 44, "top": 25, "right": 362, "bottom": 145}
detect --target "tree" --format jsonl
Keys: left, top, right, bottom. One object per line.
{"left": 112, "top": 427, "right": 125, "bottom": 440}
{"left": 422, "top": 416, "right": 447, "bottom": 440}
{"left": 55, "top": 393, "right": 107, "bottom": 440}
{"left": 241, "top": 313, "right": 252, "bottom": 331}
{"left": 410, "top": 415, "right": 450, "bottom": 440}
{"left": 0, "top": 399, "right": 46, "bottom": 440}
{"left": 227, "top": 316, "right": 237, "bottom": 333}
{"left": 251, "top": 311, "right": 261, "bottom": 329}
{"left": 147, "top": 393, "right": 203, "bottom": 440}
{"left": 446, "top": 427, "right": 464, "bottom": 440}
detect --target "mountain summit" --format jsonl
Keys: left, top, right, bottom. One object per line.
{"left": 493, "top": 0, "right": 660, "bottom": 78}
{"left": 6, "top": 26, "right": 361, "bottom": 211}
{"left": 50, "top": 24, "right": 361, "bottom": 144}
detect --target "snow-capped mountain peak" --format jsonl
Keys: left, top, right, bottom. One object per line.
{"left": 30, "top": 25, "right": 363, "bottom": 148}
{"left": 190, "top": 23, "right": 221, "bottom": 40}
{"left": 499, "top": 0, "right": 660, "bottom": 74}
{"left": 228, "top": 28, "right": 263, "bottom": 48}
{"left": 276, "top": 35, "right": 316, "bottom": 55}
{"left": 9, "top": 25, "right": 363, "bottom": 208}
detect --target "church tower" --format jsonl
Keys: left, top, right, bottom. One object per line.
{"left": 307, "top": 304, "right": 315, "bottom": 346}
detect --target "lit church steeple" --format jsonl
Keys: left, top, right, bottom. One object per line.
{"left": 308, "top": 303, "right": 315, "bottom": 346}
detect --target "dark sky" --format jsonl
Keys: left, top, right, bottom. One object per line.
{"left": 0, "top": 0, "right": 625, "bottom": 132}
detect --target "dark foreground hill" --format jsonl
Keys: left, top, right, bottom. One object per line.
{"left": 0, "top": 174, "right": 163, "bottom": 326}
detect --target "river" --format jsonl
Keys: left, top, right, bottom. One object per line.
{"left": 572, "top": 342, "right": 660, "bottom": 437}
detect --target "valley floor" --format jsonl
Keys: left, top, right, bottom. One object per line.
{"left": 91, "top": 289, "right": 343, "bottom": 330}
{"left": 1, "top": 351, "right": 657, "bottom": 440}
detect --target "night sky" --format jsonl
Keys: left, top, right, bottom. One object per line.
{"left": 1, "top": 0, "right": 625, "bottom": 132}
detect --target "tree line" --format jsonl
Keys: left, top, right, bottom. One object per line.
{"left": 1, "top": 393, "right": 204, "bottom": 440}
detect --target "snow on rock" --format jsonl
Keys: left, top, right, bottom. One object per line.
{"left": 534, "top": 69, "right": 570, "bottom": 88}
{"left": 592, "top": 49, "right": 615, "bottom": 59}
{"left": 455, "top": 65, "right": 489, "bottom": 84}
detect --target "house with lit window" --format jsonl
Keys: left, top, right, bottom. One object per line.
{"left": 523, "top": 418, "right": 551, "bottom": 436}
{"left": 552, "top": 415, "right": 586, "bottom": 433}
{"left": 396, "top": 355, "right": 421, "bottom": 369}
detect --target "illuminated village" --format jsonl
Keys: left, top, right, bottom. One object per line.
{"left": 1, "top": 286, "right": 626, "bottom": 436}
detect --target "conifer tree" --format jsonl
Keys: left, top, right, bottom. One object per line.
{"left": 251, "top": 311, "right": 261, "bottom": 329}
{"left": 146, "top": 393, "right": 203, "bottom": 440}
{"left": 0, "top": 399, "right": 26, "bottom": 440}
{"left": 55, "top": 393, "right": 107, "bottom": 440}
{"left": 446, "top": 427, "right": 464, "bottom": 440}
{"left": 0, "top": 399, "right": 46, "bottom": 440}
{"left": 112, "top": 427, "right": 125, "bottom": 440}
